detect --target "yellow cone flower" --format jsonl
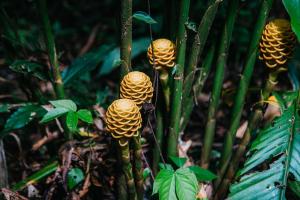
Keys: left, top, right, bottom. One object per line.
{"left": 147, "top": 38, "right": 176, "bottom": 70}
{"left": 259, "top": 19, "right": 296, "bottom": 68}
{"left": 120, "top": 71, "right": 153, "bottom": 108}
{"left": 106, "top": 99, "right": 142, "bottom": 146}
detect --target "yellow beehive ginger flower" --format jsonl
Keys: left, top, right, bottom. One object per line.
{"left": 147, "top": 38, "right": 176, "bottom": 70}
{"left": 259, "top": 19, "right": 296, "bottom": 68}
{"left": 105, "top": 99, "right": 142, "bottom": 146}
{"left": 120, "top": 71, "right": 153, "bottom": 108}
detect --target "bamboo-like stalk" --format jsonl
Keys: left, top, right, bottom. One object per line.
{"left": 120, "top": 0, "right": 132, "bottom": 76}
{"left": 180, "top": 43, "right": 216, "bottom": 132}
{"left": 121, "top": 143, "right": 137, "bottom": 200}
{"left": 183, "top": 0, "right": 220, "bottom": 97}
{"left": 167, "top": 0, "right": 190, "bottom": 157}
{"left": 116, "top": 142, "right": 128, "bottom": 200}
{"left": 200, "top": 0, "right": 239, "bottom": 169}
{"left": 214, "top": 70, "right": 279, "bottom": 200}
{"left": 132, "top": 134, "right": 143, "bottom": 200}
{"left": 218, "top": 0, "right": 274, "bottom": 171}
{"left": 37, "top": 0, "right": 65, "bottom": 99}
{"left": 153, "top": 101, "right": 164, "bottom": 175}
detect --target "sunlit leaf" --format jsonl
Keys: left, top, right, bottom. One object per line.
{"left": 67, "top": 168, "right": 85, "bottom": 190}
{"left": 40, "top": 107, "right": 69, "bottom": 123}
{"left": 133, "top": 11, "right": 157, "bottom": 24}
{"left": 77, "top": 109, "right": 93, "bottom": 124}
{"left": 50, "top": 99, "right": 77, "bottom": 112}
{"left": 66, "top": 111, "right": 78, "bottom": 131}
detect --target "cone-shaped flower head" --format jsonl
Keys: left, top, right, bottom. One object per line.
{"left": 106, "top": 99, "right": 142, "bottom": 146}
{"left": 120, "top": 71, "right": 154, "bottom": 108}
{"left": 147, "top": 38, "right": 176, "bottom": 70}
{"left": 259, "top": 19, "right": 296, "bottom": 69}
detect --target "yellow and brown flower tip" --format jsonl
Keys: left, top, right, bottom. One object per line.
{"left": 259, "top": 19, "right": 296, "bottom": 69}
{"left": 120, "top": 71, "right": 153, "bottom": 108}
{"left": 147, "top": 38, "right": 176, "bottom": 70}
{"left": 105, "top": 99, "right": 142, "bottom": 146}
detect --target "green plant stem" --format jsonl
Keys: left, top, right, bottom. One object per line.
{"left": 167, "top": 0, "right": 190, "bottom": 157}
{"left": 200, "top": 0, "right": 239, "bottom": 169}
{"left": 121, "top": 143, "right": 137, "bottom": 200}
{"left": 116, "top": 142, "right": 128, "bottom": 200}
{"left": 183, "top": 0, "right": 220, "bottom": 96}
{"left": 214, "top": 70, "right": 279, "bottom": 200}
{"left": 120, "top": 0, "right": 132, "bottom": 76}
{"left": 132, "top": 134, "right": 143, "bottom": 200}
{"left": 153, "top": 102, "right": 164, "bottom": 175}
{"left": 180, "top": 43, "right": 216, "bottom": 132}
{"left": 0, "top": 140, "right": 8, "bottom": 188}
{"left": 159, "top": 70, "right": 171, "bottom": 111}
{"left": 37, "top": 0, "right": 65, "bottom": 99}
{"left": 218, "top": 0, "right": 273, "bottom": 171}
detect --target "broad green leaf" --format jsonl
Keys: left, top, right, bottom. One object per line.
{"left": 153, "top": 169, "right": 177, "bottom": 200}
{"left": 67, "top": 168, "right": 85, "bottom": 190}
{"left": 229, "top": 98, "right": 300, "bottom": 199}
{"left": 98, "top": 38, "right": 150, "bottom": 75}
{"left": 62, "top": 45, "right": 112, "bottom": 85}
{"left": 77, "top": 109, "right": 93, "bottom": 124}
{"left": 188, "top": 166, "right": 217, "bottom": 181}
{"left": 169, "top": 156, "right": 187, "bottom": 168}
{"left": 288, "top": 181, "right": 300, "bottom": 198}
{"left": 50, "top": 99, "right": 77, "bottom": 112}
{"left": 40, "top": 107, "right": 69, "bottom": 123}
{"left": 175, "top": 168, "right": 199, "bottom": 200}
{"left": 1, "top": 105, "right": 46, "bottom": 138}
{"left": 66, "top": 112, "right": 78, "bottom": 132}
{"left": 133, "top": 11, "right": 157, "bottom": 24}
{"left": 283, "top": 0, "right": 300, "bottom": 40}
{"left": 153, "top": 168, "right": 174, "bottom": 195}
{"left": 9, "top": 60, "right": 48, "bottom": 80}
{"left": 13, "top": 161, "right": 58, "bottom": 191}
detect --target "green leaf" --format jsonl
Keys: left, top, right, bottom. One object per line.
{"left": 175, "top": 168, "right": 199, "bottom": 200}
{"left": 67, "top": 168, "right": 85, "bottom": 190}
{"left": 229, "top": 97, "right": 300, "bottom": 199}
{"left": 9, "top": 60, "right": 49, "bottom": 80}
{"left": 13, "top": 161, "right": 59, "bottom": 191}
{"left": 153, "top": 169, "right": 177, "bottom": 200}
{"left": 289, "top": 181, "right": 300, "bottom": 198}
{"left": 40, "top": 107, "right": 69, "bottom": 123}
{"left": 77, "top": 109, "right": 93, "bottom": 124}
{"left": 283, "top": 0, "right": 300, "bottom": 40}
{"left": 50, "top": 99, "right": 77, "bottom": 112}
{"left": 66, "top": 112, "right": 78, "bottom": 132}
{"left": 0, "top": 104, "right": 9, "bottom": 113}
{"left": 98, "top": 37, "right": 150, "bottom": 75}
{"left": 133, "top": 11, "right": 157, "bottom": 24}
{"left": 143, "top": 167, "right": 151, "bottom": 180}
{"left": 159, "top": 163, "right": 174, "bottom": 170}
{"left": 62, "top": 45, "right": 112, "bottom": 85}
{"left": 1, "top": 105, "right": 46, "bottom": 138}
{"left": 169, "top": 156, "right": 187, "bottom": 168}
{"left": 188, "top": 166, "right": 217, "bottom": 181}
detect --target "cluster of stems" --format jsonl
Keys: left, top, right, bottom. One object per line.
{"left": 214, "top": 0, "right": 274, "bottom": 198}
{"left": 201, "top": 0, "right": 239, "bottom": 168}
